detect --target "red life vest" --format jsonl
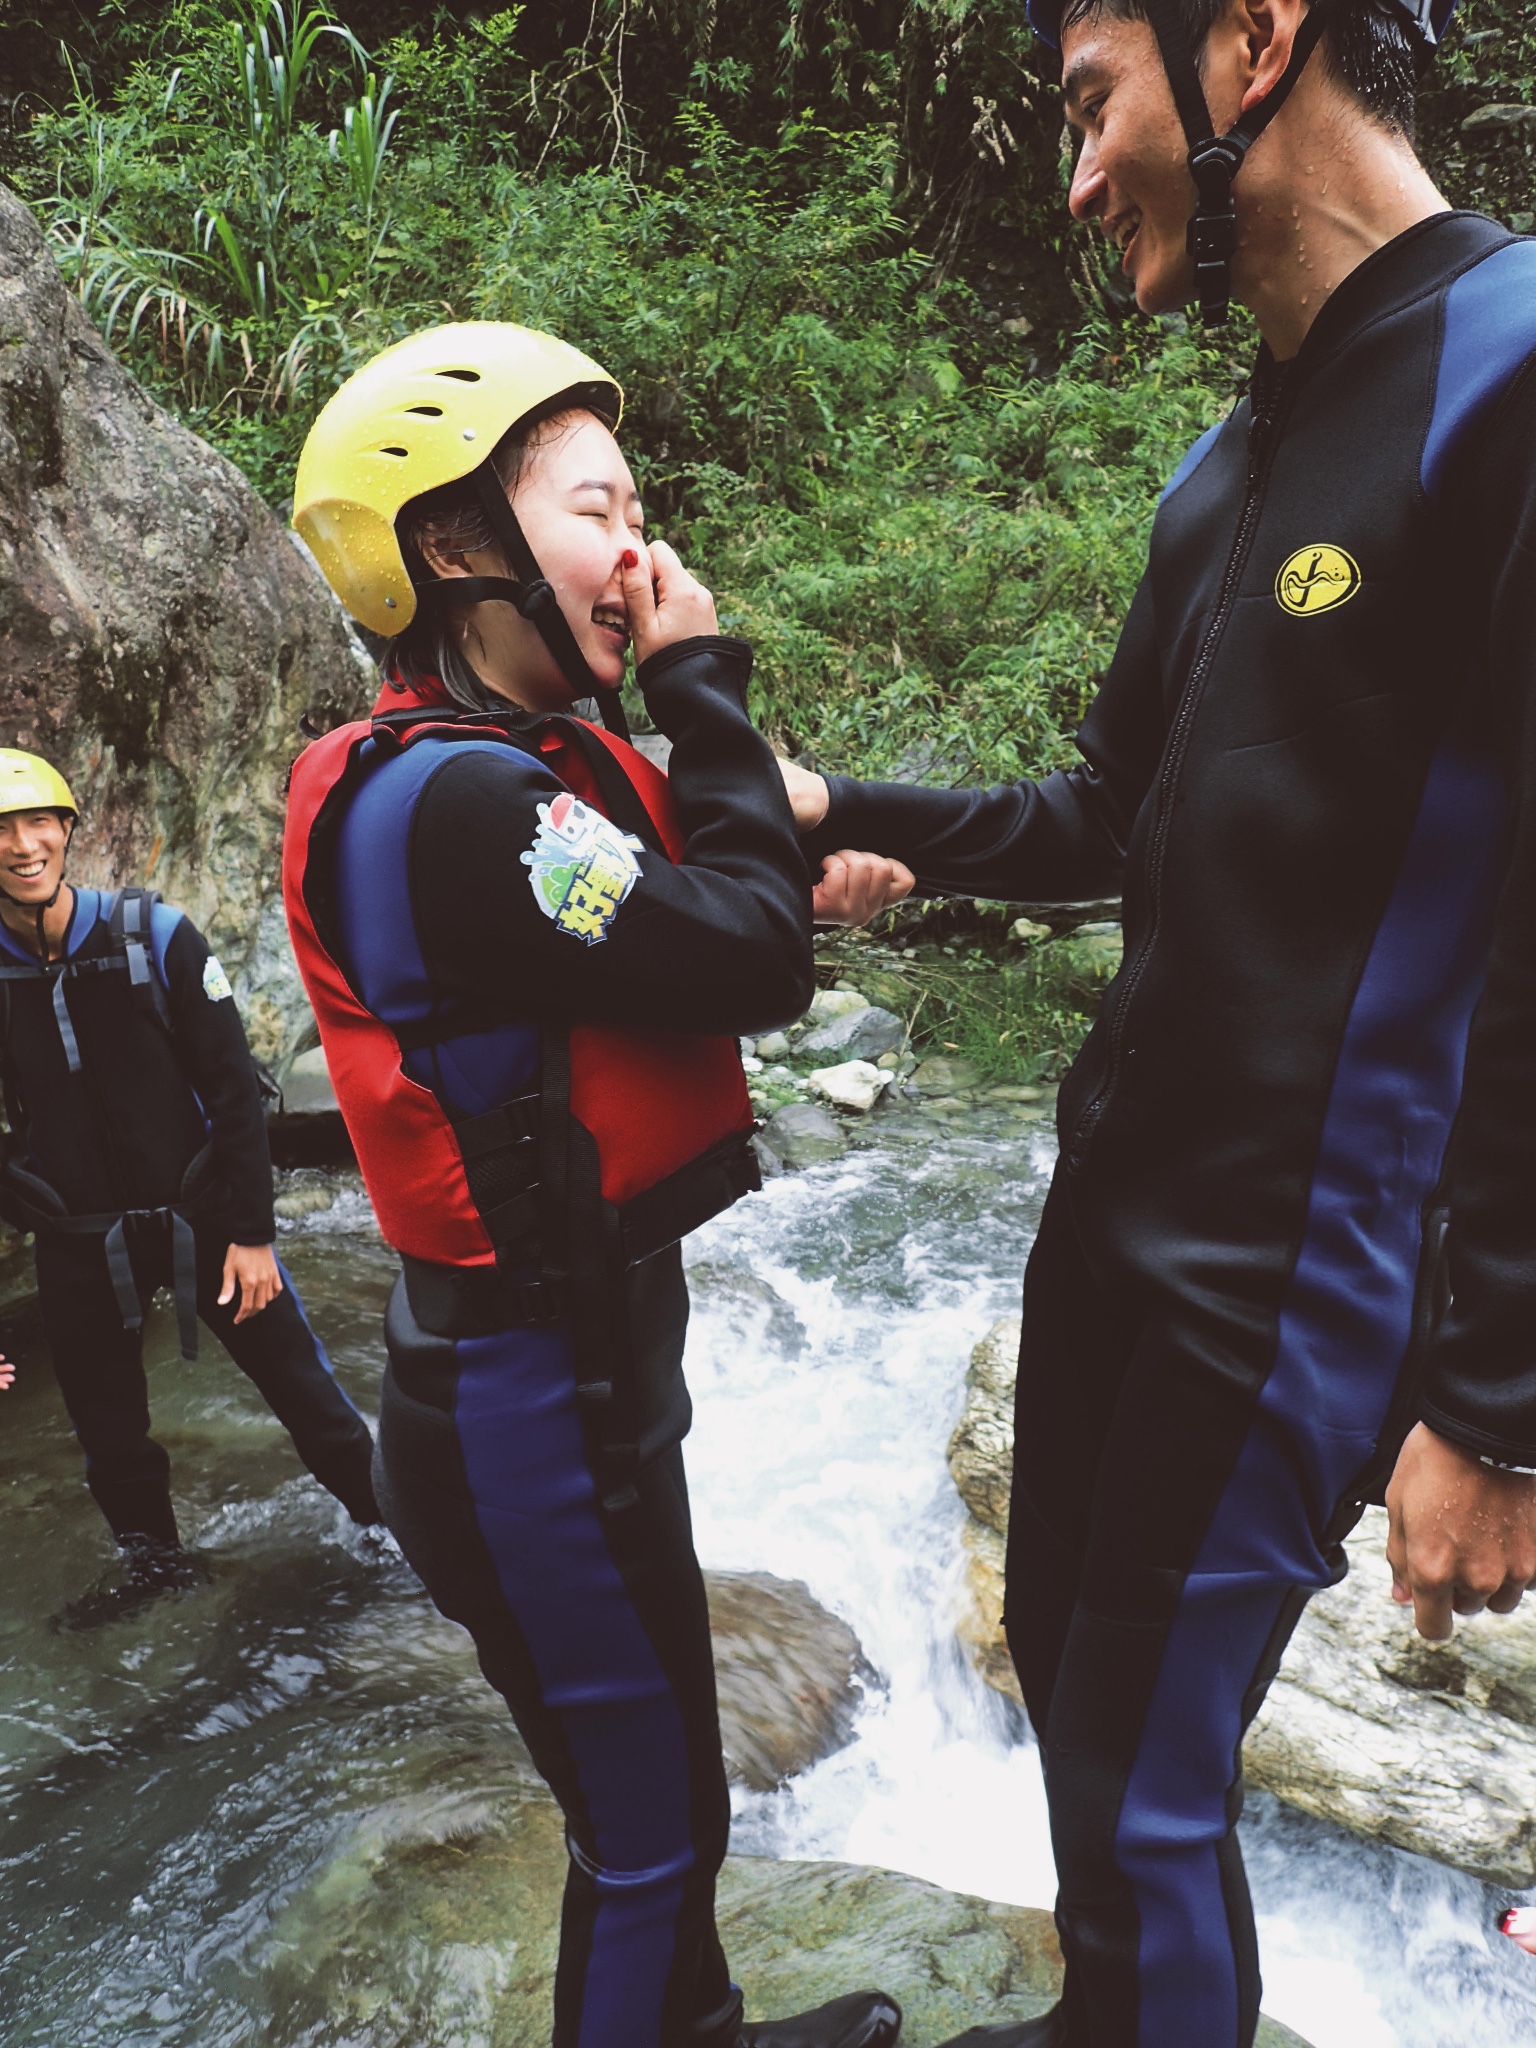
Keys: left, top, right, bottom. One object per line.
{"left": 282, "top": 680, "right": 757, "bottom": 1284}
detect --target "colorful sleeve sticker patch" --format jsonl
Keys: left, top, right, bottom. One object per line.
{"left": 521, "top": 792, "right": 645, "bottom": 945}
{"left": 202, "top": 955, "right": 234, "bottom": 1001}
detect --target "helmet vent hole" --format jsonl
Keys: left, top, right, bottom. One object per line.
{"left": 437, "top": 369, "right": 480, "bottom": 382}
{"left": 381, "top": 445, "right": 409, "bottom": 457}
{"left": 405, "top": 405, "right": 443, "bottom": 416}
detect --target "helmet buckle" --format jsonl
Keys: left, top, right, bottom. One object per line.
{"left": 516, "top": 578, "right": 558, "bottom": 621}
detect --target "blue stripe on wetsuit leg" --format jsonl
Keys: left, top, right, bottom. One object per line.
{"left": 273, "top": 1258, "right": 368, "bottom": 1421}
{"left": 453, "top": 1322, "right": 695, "bottom": 2048}
{"left": 1421, "top": 239, "right": 1536, "bottom": 502}
{"left": 1114, "top": 737, "right": 1506, "bottom": 2048}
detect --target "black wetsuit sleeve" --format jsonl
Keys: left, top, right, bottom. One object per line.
{"left": 412, "top": 636, "right": 814, "bottom": 1036}
{"left": 799, "top": 575, "right": 1166, "bottom": 902}
{"left": 163, "top": 919, "right": 275, "bottom": 1244}
{"left": 1421, "top": 357, "right": 1536, "bottom": 1466}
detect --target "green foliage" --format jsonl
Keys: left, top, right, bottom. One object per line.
{"left": 1420, "top": 0, "right": 1536, "bottom": 233}
{"left": 814, "top": 921, "right": 1121, "bottom": 1083}
{"left": 17, "top": 0, "right": 1531, "bottom": 794}
{"left": 16, "top": 1, "right": 1240, "bottom": 787}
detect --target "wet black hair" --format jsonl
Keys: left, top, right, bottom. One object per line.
{"left": 386, "top": 379, "right": 619, "bottom": 711}
{"left": 1059, "top": 0, "right": 1420, "bottom": 137}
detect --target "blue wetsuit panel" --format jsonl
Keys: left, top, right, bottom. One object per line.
{"left": 1422, "top": 238, "right": 1536, "bottom": 502}
{"left": 1158, "top": 419, "right": 1224, "bottom": 506}
{"left": 334, "top": 736, "right": 541, "bottom": 1117}
{"left": 1113, "top": 735, "right": 1506, "bottom": 2048}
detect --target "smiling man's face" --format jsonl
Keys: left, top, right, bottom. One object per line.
{"left": 0, "top": 808, "right": 69, "bottom": 908}
{"left": 1062, "top": 10, "right": 1201, "bottom": 315}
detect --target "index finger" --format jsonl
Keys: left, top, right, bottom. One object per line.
{"left": 646, "top": 537, "right": 689, "bottom": 594}
{"left": 1411, "top": 1577, "right": 1455, "bottom": 1643}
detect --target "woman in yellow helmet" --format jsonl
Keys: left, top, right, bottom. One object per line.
{"left": 284, "top": 325, "right": 908, "bottom": 2048}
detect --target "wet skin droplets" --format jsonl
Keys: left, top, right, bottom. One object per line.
{"left": 1, "top": 1123, "right": 1534, "bottom": 2047}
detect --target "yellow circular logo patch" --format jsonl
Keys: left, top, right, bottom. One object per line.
{"left": 1275, "top": 545, "right": 1361, "bottom": 616}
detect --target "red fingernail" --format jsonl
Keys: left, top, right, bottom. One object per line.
{"left": 621, "top": 549, "right": 639, "bottom": 569}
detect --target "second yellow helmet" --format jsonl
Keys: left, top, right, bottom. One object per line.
{"left": 0, "top": 748, "right": 78, "bottom": 820}
{"left": 293, "top": 322, "right": 622, "bottom": 636}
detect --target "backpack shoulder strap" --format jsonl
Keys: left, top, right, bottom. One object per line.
{"left": 108, "top": 887, "right": 172, "bottom": 1032}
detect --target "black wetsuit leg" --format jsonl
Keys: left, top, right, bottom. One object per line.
{"left": 33, "top": 1227, "right": 178, "bottom": 1545}
{"left": 376, "top": 1246, "right": 733, "bottom": 2048}
{"left": 190, "top": 1224, "right": 379, "bottom": 1524}
{"left": 33, "top": 1219, "right": 378, "bottom": 1541}
{"left": 1004, "top": 1182, "right": 1359, "bottom": 2048}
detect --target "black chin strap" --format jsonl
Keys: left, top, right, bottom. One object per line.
{"left": 1145, "top": 0, "right": 1334, "bottom": 326}
{"left": 412, "top": 463, "right": 631, "bottom": 742}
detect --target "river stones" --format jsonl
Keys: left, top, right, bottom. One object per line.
{"left": 761, "top": 1101, "right": 848, "bottom": 1166}
{"left": 947, "top": 1322, "right": 1536, "bottom": 1886}
{"left": 958, "top": 1520, "right": 1021, "bottom": 1704}
{"left": 706, "top": 1570, "right": 870, "bottom": 1791}
{"left": 801, "top": 986, "right": 871, "bottom": 1025}
{"left": 910, "top": 1054, "right": 982, "bottom": 1096}
{"left": 806, "top": 1059, "right": 890, "bottom": 1113}
{"left": 0, "top": 182, "right": 373, "bottom": 1071}
{"left": 798, "top": 1005, "right": 905, "bottom": 1061}
{"left": 948, "top": 1317, "right": 1019, "bottom": 1539}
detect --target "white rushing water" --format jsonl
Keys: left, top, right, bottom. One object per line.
{"left": 677, "top": 1126, "right": 1536, "bottom": 2048}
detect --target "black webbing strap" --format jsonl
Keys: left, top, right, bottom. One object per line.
{"left": 407, "top": 463, "right": 631, "bottom": 741}
{"left": 98, "top": 1208, "right": 199, "bottom": 1358}
{"left": 617, "top": 1128, "right": 763, "bottom": 1266}
{"left": 557, "top": 717, "right": 671, "bottom": 858}
{"left": 1145, "top": 0, "right": 1334, "bottom": 325}
{"left": 170, "top": 1209, "right": 198, "bottom": 1358}
{"left": 102, "top": 1216, "right": 142, "bottom": 1330}
{"left": 3, "top": 1136, "right": 214, "bottom": 1360}
{"left": 452, "top": 1094, "right": 540, "bottom": 1158}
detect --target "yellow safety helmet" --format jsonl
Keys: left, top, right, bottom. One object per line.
{"left": 293, "top": 322, "right": 622, "bottom": 638}
{"left": 0, "top": 748, "right": 78, "bottom": 821}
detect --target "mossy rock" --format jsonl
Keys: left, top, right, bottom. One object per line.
{"left": 252, "top": 1756, "right": 1311, "bottom": 2046}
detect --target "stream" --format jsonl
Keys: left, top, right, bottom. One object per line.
{"left": 2, "top": 1103, "right": 1535, "bottom": 2047}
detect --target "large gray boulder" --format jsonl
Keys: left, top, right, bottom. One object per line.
{"left": 948, "top": 1319, "right": 1536, "bottom": 1885}
{"left": 0, "top": 182, "right": 373, "bottom": 1069}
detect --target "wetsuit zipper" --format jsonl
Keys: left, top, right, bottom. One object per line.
{"left": 1067, "top": 369, "right": 1291, "bottom": 1173}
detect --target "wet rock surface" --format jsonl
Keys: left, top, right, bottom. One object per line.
{"left": 707, "top": 1570, "right": 871, "bottom": 1792}
{"left": 948, "top": 1322, "right": 1536, "bottom": 1885}
{"left": 1246, "top": 1509, "right": 1536, "bottom": 1888}
{"left": 761, "top": 1100, "right": 848, "bottom": 1167}
{"left": 253, "top": 1737, "right": 1070, "bottom": 2048}
{"left": 255, "top": 1770, "right": 1312, "bottom": 2048}
{"left": 0, "top": 182, "right": 372, "bottom": 1070}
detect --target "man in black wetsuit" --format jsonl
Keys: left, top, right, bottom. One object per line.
{"left": 782, "top": 3, "right": 1536, "bottom": 2044}
{"left": 0, "top": 748, "right": 379, "bottom": 1595}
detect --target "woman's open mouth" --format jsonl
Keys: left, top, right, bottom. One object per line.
{"left": 591, "top": 605, "right": 629, "bottom": 646}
